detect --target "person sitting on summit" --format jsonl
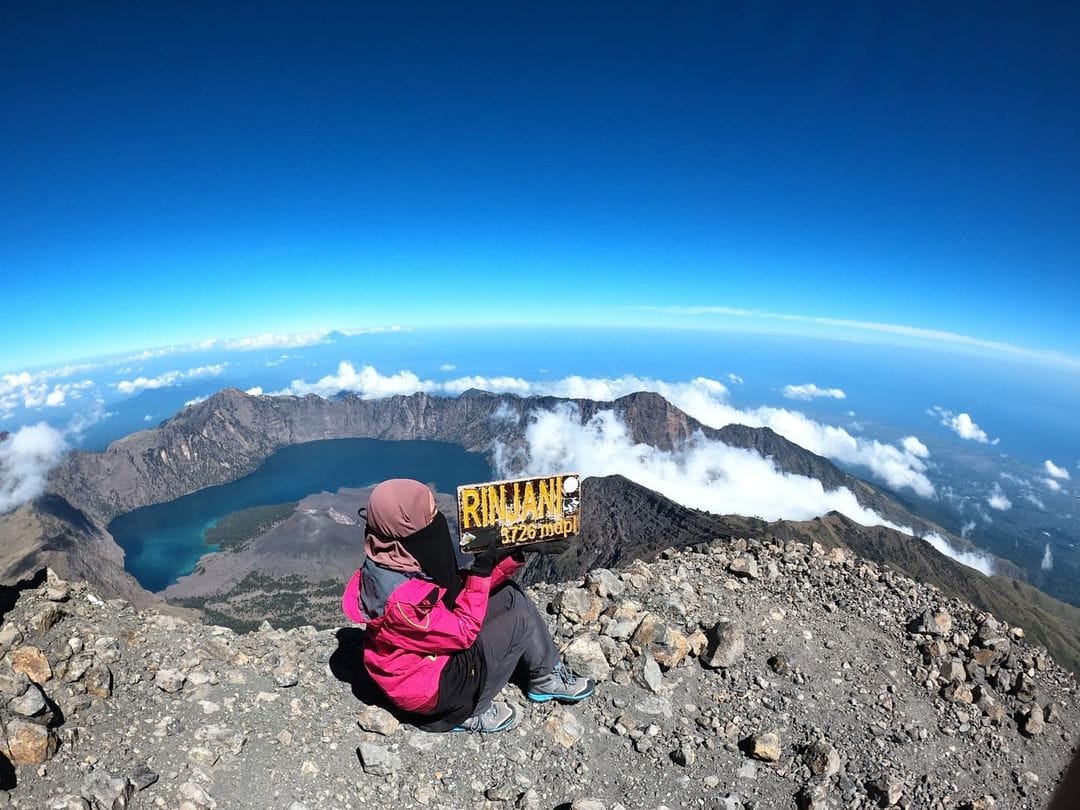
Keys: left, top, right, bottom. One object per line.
{"left": 341, "top": 478, "right": 593, "bottom": 732}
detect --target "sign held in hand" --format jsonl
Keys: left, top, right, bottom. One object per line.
{"left": 457, "top": 473, "right": 581, "bottom": 553}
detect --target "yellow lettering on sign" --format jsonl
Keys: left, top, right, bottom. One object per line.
{"left": 461, "top": 489, "right": 481, "bottom": 530}
{"left": 485, "top": 485, "right": 505, "bottom": 525}
{"left": 520, "top": 481, "right": 538, "bottom": 521}
{"left": 538, "top": 477, "right": 561, "bottom": 519}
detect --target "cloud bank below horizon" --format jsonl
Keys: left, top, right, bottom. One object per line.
{"left": 282, "top": 362, "right": 936, "bottom": 498}
{"left": 491, "top": 403, "right": 993, "bottom": 576}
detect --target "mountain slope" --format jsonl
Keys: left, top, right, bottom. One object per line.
{"left": 1, "top": 543, "right": 1075, "bottom": 808}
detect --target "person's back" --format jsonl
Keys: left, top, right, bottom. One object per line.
{"left": 341, "top": 478, "right": 593, "bottom": 732}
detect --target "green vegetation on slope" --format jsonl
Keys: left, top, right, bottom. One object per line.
{"left": 204, "top": 502, "right": 298, "bottom": 552}
{"left": 172, "top": 572, "right": 343, "bottom": 633}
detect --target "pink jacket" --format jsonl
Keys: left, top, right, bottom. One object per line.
{"left": 341, "top": 555, "right": 522, "bottom": 714}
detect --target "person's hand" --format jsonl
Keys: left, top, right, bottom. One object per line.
{"left": 467, "top": 540, "right": 500, "bottom": 578}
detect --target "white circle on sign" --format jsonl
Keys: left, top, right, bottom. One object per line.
{"left": 563, "top": 476, "right": 578, "bottom": 494}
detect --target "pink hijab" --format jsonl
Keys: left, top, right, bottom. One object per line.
{"left": 363, "top": 479, "right": 436, "bottom": 573}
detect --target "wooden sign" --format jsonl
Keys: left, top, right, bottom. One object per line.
{"left": 457, "top": 473, "right": 581, "bottom": 552}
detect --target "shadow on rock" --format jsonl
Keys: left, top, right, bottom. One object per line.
{"left": 0, "top": 752, "right": 15, "bottom": 791}
{"left": 0, "top": 569, "right": 46, "bottom": 624}
{"left": 328, "top": 627, "right": 388, "bottom": 706}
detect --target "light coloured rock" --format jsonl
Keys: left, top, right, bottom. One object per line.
{"left": 629, "top": 613, "right": 690, "bottom": 669}
{"left": 703, "top": 622, "right": 745, "bottom": 669}
{"left": 188, "top": 746, "right": 219, "bottom": 768}
{"left": 797, "top": 778, "right": 833, "bottom": 810}
{"left": 82, "top": 772, "right": 133, "bottom": 810}
{"left": 7, "top": 682, "right": 47, "bottom": 717}
{"left": 356, "top": 704, "right": 400, "bottom": 736}
{"left": 10, "top": 645, "right": 52, "bottom": 684}
{"left": 942, "top": 659, "right": 967, "bottom": 683}
{"left": 0, "top": 623, "right": 23, "bottom": 650}
{"left": 48, "top": 796, "right": 91, "bottom": 810}
{"left": 552, "top": 588, "right": 605, "bottom": 624}
{"left": 154, "top": 668, "right": 186, "bottom": 693}
{"left": 28, "top": 605, "right": 63, "bottom": 634}
{"left": 912, "top": 609, "right": 953, "bottom": 637}
{"left": 273, "top": 657, "right": 299, "bottom": 687}
{"left": 1, "top": 716, "right": 58, "bottom": 764}
{"left": 563, "top": 636, "right": 612, "bottom": 681}
{"left": 686, "top": 629, "right": 708, "bottom": 657}
{"left": 358, "top": 741, "right": 402, "bottom": 775}
{"left": 1022, "top": 704, "right": 1045, "bottom": 736}
{"left": 728, "top": 555, "right": 760, "bottom": 579}
{"left": 749, "top": 730, "right": 781, "bottom": 762}
{"left": 544, "top": 708, "right": 584, "bottom": 748}
{"left": 63, "top": 656, "right": 93, "bottom": 683}
{"left": 872, "top": 775, "right": 903, "bottom": 806}
{"left": 640, "top": 654, "right": 663, "bottom": 693}
{"left": 736, "top": 762, "right": 757, "bottom": 780}
{"left": 85, "top": 664, "right": 113, "bottom": 698}
{"left": 585, "top": 569, "right": 624, "bottom": 599}
{"left": 178, "top": 781, "right": 216, "bottom": 808}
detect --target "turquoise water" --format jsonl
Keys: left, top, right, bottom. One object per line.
{"left": 108, "top": 438, "right": 493, "bottom": 592}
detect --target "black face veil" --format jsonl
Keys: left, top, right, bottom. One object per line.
{"left": 399, "top": 511, "right": 462, "bottom": 608}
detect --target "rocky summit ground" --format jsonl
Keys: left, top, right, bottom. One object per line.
{"left": 1, "top": 537, "right": 1077, "bottom": 810}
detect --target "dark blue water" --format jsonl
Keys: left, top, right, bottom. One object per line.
{"left": 109, "top": 438, "right": 493, "bottom": 592}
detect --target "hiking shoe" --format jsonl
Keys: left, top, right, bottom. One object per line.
{"left": 527, "top": 663, "right": 595, "bottom": 703}
{"left": 452, "top": 700, "right": 519, "bottom": 733}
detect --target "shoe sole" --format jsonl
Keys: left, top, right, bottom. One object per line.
{"left": 526, "top": 685, "right": 595, "bottom": 703}
{"left": 450, "top": 721, "right": 515, "bottom": 733}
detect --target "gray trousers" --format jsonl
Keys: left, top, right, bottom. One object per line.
{"left": 474, "top": 581, "right": 560, "bottom": 711}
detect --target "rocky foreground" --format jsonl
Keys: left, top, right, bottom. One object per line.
{"left": 1, "top": 537, "right": 1077, "bottom": 809}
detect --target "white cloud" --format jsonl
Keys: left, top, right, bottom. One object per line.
{"left": 922, "top": 531, "right": 995, "bottom": 577}
{"left": 1, "top": 372, "right": 96, "bottom": 412}
{"left": 986, "top": 483, "right": 1012, "bottom": 511}
{"left": 219, "top": 331, "right": 332, "bottom": 351}
{"left": 494, "top": 403, "right": 990, "bottom": 576}
{"left": 782, "top": 383, "right": 846, "bottom": 401}
{"left": 1043, "top": 477, "right": 1063, "bottom": 492}
{"left": 1022, "top": 493, "right": 1046, "bottom": 510}
{"left": 285, "top": 362, "right": 431, "bottom": 399}
{"left": 1042, "top": 543, "right": 1053, "bottom": 571}
{"left": 116, "top": 364, "right": 227, "bottom": 395}
{"left": 1044, "top": 459, "right": 1071, "bottom": 480}
{"left": 337, "top": 325, "right": 405, "bottom": 337}
{"left": 960, "top": 520, "right": 976, "bottom": 538}
{"left": 184, "top": 396, "right": 209, "bottom": 407}
{"left": 490, "top": 402, "right": 520, "bottom": 424}
{"left": 0, "top": 423, "right": 68, "bottom": 513}
{"left": 64, "top": 398, "right": 109, "bottom": 441}
{"left": 280, "top": 365, "right": 935, "bottom": 497}
{"left": 901, "top": 436, "right": 929, "bottom": 458}
{"left": 727, "top": 373, "right": 744, "bottom": 385}
{"left": 933, "top": 406, "right": 996, "bottom": 444}
{"left": 439, "top": 363, "right": 457, "bottom": 372}
{"left": 244, "top": 387, "right": 264, "bottom": 396}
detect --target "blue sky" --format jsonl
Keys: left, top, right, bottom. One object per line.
{"left": 2, "top": 2, "right": 1079, "bottom": 370}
